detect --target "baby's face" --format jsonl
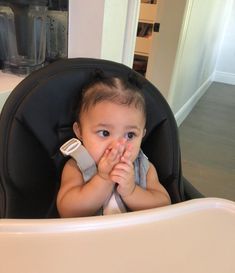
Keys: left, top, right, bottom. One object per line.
{"left": 74, "top": 101, "right": 146, "bottom": 164}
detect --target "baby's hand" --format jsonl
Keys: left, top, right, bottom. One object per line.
{"left": 110, "top": 145, "right": 136, "bottom": 197}
{"left": 97, "top": 141, "right": 126, "bottom": 181}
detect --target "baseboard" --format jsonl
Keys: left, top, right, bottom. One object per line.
{"left": 214, "top": 71, "right": 235, "bottom": 85}
{"left": 175, "top": 76, "right": 213, "bottom": 126}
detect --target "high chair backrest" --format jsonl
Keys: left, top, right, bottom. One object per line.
{"left": 0, "top": 58, "right": 184, "bottom": 218}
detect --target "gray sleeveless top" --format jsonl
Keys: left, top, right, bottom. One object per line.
{"left": 133, "top": 149, "right": 149, "bottom": 189}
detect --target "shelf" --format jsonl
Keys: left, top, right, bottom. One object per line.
{"left": 135, "top": 36, "right": 153, "bottom": 56}
{"left": 139, "top": 3, "right": 157, "bottom": 24}
{"left": 133, "top": 1, "right": 158, "bottom": 75}
{"left": 133, "top": 55, "right": 148, "bottom": 76}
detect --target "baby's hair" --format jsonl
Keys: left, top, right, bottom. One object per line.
{"left": 75, "top": 70, "right": 146, "bottom": 123}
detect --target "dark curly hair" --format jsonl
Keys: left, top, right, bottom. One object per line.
{"left": 74, "top": 70, "right": 146, "bottom": 124}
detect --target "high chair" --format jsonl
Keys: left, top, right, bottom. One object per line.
{"left": 0, "top": 58, "right": 202, "bottom": 218}
{"left": 1, "top": 58, "right": 235, "bottom": 273}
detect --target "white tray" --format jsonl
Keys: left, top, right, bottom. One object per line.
{"left": 1, "top": 198, "right": 235, "bottom": 273}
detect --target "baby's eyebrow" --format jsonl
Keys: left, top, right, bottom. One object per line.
{"left": 125, "top": 125, "right": 141, "bottom": 131}
{"left": 95, "top": 123, "right": 113, "bottom": 128}
{"left": 95, "top": 123, "right": 142, "bottom": 132}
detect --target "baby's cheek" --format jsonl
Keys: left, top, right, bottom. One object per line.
{"left": 130, "top": 147, "right": 141, "bottom": 162}
{"left": 85, "top": 145, "right": 103, "bottom": 163}
{"left": 97, "top": 145, "right": 113, "bottom": 162}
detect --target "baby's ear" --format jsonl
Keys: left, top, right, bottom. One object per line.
{"left": 73, "top": 122, "right": 82, "bottom": 140}
{"left": 142, "top": 128, "right": 146, "bottom": 138}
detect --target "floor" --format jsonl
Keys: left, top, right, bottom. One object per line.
{"left": 179, "top": 82, "right": 235, "bottom": 201}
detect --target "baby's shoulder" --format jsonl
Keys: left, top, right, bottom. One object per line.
{"left": 62, "top": 158, "right": 82, "bottom": 175}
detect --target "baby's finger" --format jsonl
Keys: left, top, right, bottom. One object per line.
{"left": 107, "top": 144, "right": 123, "bottom": 163}
{"left": 108, "top": 148, "right": 119, "bottom": 161}
{"left": 113, "top": 162, "right": 133, "bottom": 175}
{"left": 121, "top": 150, "right": 132, "bottom": 165}
{"left": 116, "top": 139, "right": 127, "bottom": 157}
{"left": 125, "top": 143, "right": 133, "bottom": 156}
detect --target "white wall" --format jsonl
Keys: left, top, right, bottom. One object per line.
{"left": 147, "top": 0, "right": 188, "bottom": 100}
{"left": 68, "top": 0, "right": 139, "bottom": 67}
{"left": 101, "top": 0, "right": 129, "bottom": 63}
{"left": 146, "top": 0, "right": 232, "bottom": 125}
{"left": 215, "top": 0, "right": 235, "bottom": 84}
{"left": 168, "top": 0, "right": 232, "bottom": 125}
{"left": 68, "top": 0, "right": 105, "bottom": 58}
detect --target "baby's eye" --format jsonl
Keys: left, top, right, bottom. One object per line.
{"left": 125, "top": 132, "right": 136, "bottom": 140}
{"left": 97, "top": 130, "right": 110, "bottom": 137}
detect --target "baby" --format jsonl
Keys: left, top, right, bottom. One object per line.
{"left": 57, "top": 72, "right": 171, "bottom": 217}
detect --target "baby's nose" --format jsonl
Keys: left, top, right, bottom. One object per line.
{"left": 113, "top": 137, "right": 126, "bottom": 145}
{"left": 109, "top": 137, "right": 127, "bottom": 150}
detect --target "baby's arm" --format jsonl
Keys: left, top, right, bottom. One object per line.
{"left": 57, "top": 145, "right": 123, "bottom": 217}
{"left": 122, "top": 162, "right": 171, "bottom": 211}
{"left": 112, "top": 149, "right": 171, "bottom": 211}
